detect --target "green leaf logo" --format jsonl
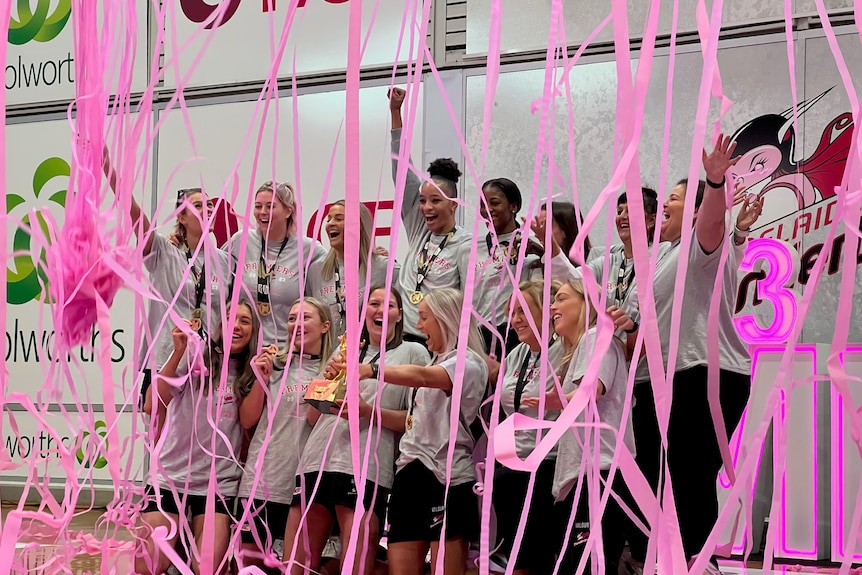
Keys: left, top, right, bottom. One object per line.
{"left": 8, "top": 0, "right": 72, "bottom": 45}
{"left": 7, "top": 156, "right": 69, "bottom": 305}
{"left": 76, "top": 420, "right": 108, "bottom": 469}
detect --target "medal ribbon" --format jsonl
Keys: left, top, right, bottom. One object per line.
{"left": 413, "top": 228, "right": 455, "bottom": 295}
{"left": 614, "top": 254, "right": 636, "bottom": 307}
{"left": 183, "top": 242, "right": 207, "bottom": 337}
{"left": 485, "top": 230, "right": 522, "bottom": 267}
{"left": 257, "top": 236, "right": 289, "bottom": 311}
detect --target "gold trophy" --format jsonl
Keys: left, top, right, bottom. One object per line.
{"left": 304, "top": 334, "right": 349, "bottom": 413}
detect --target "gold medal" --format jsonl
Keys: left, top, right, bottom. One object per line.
{"left": 409, "top": 291, "right": 423, "bottom": 305}
{"left": 258, "top": 302, "right": 271, "bottom": 316}
{"left": 189, "top": 308, "right": 203, "bottom": 333}
{"left": 405, "top": 414, "right": 414, "bottom": 431}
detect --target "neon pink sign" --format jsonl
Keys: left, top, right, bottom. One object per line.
{"left": 733, "top": 238, "right": 797, "bottom": 344}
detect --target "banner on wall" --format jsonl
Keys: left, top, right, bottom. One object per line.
{"left": 5, "top": 0, "right": 149, "bottom": 106}
{"left": 164, "top": 0, "right": 422, "bottom": 89}
{"left": 2, "top": 119, "right": 146, "bottom": 496}
{"left": 4, "top": 120, "right": 140, "bottom": 402}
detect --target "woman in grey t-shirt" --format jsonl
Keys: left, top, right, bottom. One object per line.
{"left": 228, "top": 181, "right": 327, "bottom": 347}
{"left": 237, "top": 297, "right": 333, "bottom": 573}
{"left": 540, "top": 278, "right": 633, "bottom": 575}
{"left": 370, "top": 287, "right": 488, "bottom": 575}
{"left": 137, "top": 300, "right": 261, "bottom": 575}
{"left": 285, "top": 287, "right": 427, "bottom": 575}
{"left": 492, "top": 280, "right": 563, "bottom": 575}
{"left": 306, "top": 201, "right": 395, "bottom": 340}
{"left": 388, "top": 88, "right": 471, "bottom": 345}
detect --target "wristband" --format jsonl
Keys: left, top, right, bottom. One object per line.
{"left": 733, "top": 225, "right": 751, "bottom": 238}
{"left": 624, "top": 321, "right": 639, "bottom": 334}
{"left": 706, "top": 176, "right": 726, "bottom": 188}
{"left": 370, "top": 363, "right": 379, "bottom": 380}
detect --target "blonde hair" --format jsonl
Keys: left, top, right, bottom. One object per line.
{"left": 512, "top": 279, "right": 559, "bottom": 346}
{"left": 423, "top": 288, "right": 485, "bottom": 357}
{"left": 256, "top": 180, "right": 297, "bottom": 235}
{"left": 274, "top": 297, "right": 333, "bottom": 376}
{"left": 321, "top": 200, "right": 373, "bottom": 282}
{"left": 555, "top": 278, "right": 599, "bottom": 378}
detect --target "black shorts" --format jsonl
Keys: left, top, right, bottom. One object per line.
{"left": 492, "top": 458, "right": 557, "bottom": 572}
{"left": 291, "top": 471, "right": 389, "bottom": 526}
{"left": 386, "top": 460, "right": 479, "bottom": 544}
{"left": 141, "top": 485, "right": 235, "bottom": 518}
{"left": 239, "top": 498, "right": 291, "bottom": 547}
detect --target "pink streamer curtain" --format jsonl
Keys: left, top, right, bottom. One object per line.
{"left": 2, "top": 0, "right": 862, "bottom": 573}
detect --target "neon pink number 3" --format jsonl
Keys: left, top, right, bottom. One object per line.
{"left": 733, "top": 238, "right": 797, "bottom": 344}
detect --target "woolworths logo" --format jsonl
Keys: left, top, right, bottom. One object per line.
{"left": 9, "top": 0, "right": 71, "bottom": 45}
{"left": 7, "top": 157, "right": 69, "bottom": 305}
{"left": 76, "top": 420, "right": 108, "bottom": 469}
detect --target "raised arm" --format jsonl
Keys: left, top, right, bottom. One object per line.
{"left": 103, "top": 147, "right": 154, "bottom": 255}
{"left": 356, "top": 362, "right": 454, "bottom": 393}
{"left": 697, "top": 134, "right": 740, "bottom": 255}
{"left": 239, "top": 351, "right": 273, "bottom": 429}
{"left": 388, "top": 88, "right": 423, "bottom": 225}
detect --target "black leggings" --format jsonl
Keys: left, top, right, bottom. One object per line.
{"left": 627, "top": 366, "right": 751, "bottom": 562}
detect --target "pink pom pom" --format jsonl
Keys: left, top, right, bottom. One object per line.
{"left": 47, "top": 204, "right": 129, "bottom": 349}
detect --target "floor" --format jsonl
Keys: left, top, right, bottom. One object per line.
{"left": 2, "top": 505, "right": 857, "bottom": 574}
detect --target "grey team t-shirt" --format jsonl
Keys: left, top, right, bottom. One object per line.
{"left": 464, "top": 230, "right": 540, "bottom": 329}
{"left": 305, "top": 254, "right": 397, "bottom": 340}
{"left": 395, "top": 348, "right": 489, "bottom": 486}
{"left": 238, "top": 355, "right": 321, "bottom": 505}
{"left": 298, "top": 341, "right": 428, "bottom": 489}
{"left": 142, "top": 234, "right": 231, "bottom": 371}
{"left": 228, "top": 229, "right": 327, "bottom": 346}
{"left": 156, "top": 358, "right": 244, "bottom": 497}
{"left": 632, "top": 233, "right": 750, "bottom": 383}
{"left": 552, "top": 328, "right": 634, "bottom": 502}
{"left": 500, "top": 340, "right": 565, "bottom": 459}
{"left": 390, "top": 128, "right": 472, "bottom": 338}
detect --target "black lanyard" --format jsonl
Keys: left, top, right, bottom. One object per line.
{"left": 333, "top": 264, "right": 346, "bottom": 323}
{"left": 183, "top": 242, "right": 207, "bottom": 338}
{"left": 359, "top": 344, "right": 382, "bottom": 367}
{"left": 614, "top": 255, "right": 635, "bottom": 307}
{"left": 257, "top": 236, "right": 289, "bottom": 307}
{"left": 414, "top": 228, "right": 455, "bottom": 293}
{"left": 485, "top": 230, "right": 522, "bottom": 266}
{"left": 513, "top": 350, "right": 538, "bottom": 412}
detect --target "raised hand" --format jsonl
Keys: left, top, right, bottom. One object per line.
{"left": 736, "top": 193, "right": 765, "bottom": 232}
{"left": 253, "top": 350, "right": 274, "bottom": 380}
{"left": 388, "top": 87, "right": 405, "bottom": 111}
{"left": 702, "top": 133, "right": 740, "bottom": 185}
{"left": 607, "top": 305, "right": 636, "bottom": 333}
{"left": 171, "top": 323, "right": 190, "bottom": 353}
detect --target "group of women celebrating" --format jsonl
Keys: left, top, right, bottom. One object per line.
{"left": 121, "top": 87, "right": 765, "bottom": 575}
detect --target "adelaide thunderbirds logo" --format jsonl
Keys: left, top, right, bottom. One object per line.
{"left": 8, "top": 0, "right": 71, "bottom": 45}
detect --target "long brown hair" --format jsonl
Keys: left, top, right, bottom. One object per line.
{"left": 202, "top": 299, "right": 260, "bottom": 398}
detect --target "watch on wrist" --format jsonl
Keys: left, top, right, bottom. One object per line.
{"left": 624, "top": 321, "right": 640, "bottom": 334}
{"left": 370, "top": 363, "right": 379, "bottom": 380}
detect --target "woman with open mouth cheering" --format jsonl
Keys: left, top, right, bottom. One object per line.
{"left": 388, "top": 87, "right": 472, "bottom": 348}
{"left": 228, "top": 181, "right": 327, "bottom": 347}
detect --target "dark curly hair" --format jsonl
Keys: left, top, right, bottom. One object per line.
{"left": 428, "top": 158, "right": 461, "bottom": 198}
